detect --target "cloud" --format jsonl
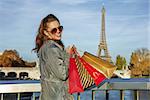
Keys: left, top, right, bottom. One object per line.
{"left": 114, "top": 0, "right": 147, "bottom": 4}
{"left": 50, "top": 0, "right": 98, "bottom": 5}
{"left": 0, "top": 0, "right": 148, "bottom": 62}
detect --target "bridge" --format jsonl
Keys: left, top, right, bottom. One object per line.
{"left": 0, "top": 67, "right": 40, "bottom": 80}
{"left": 0, "top": 78, "right": 149, "bottom": 100}
{"left": 0, "top": 67, "right": 131, "bottom": 80}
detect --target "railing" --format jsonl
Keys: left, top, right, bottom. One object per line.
{"left": 0, "top": 78, "right": 149, "bottom": 100}
{"left": 0, "top": 80, "right": 40, "bottom": 100}
{"left": 78, "top": 78, "right": 150, "bottom": 100}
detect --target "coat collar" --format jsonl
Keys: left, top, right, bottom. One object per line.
{"left": 47, "top": 40, "right": 64, "bottom": 51}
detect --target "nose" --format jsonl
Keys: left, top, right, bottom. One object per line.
{"left": 57, "top": 28, "right": 61, "bottom": 34}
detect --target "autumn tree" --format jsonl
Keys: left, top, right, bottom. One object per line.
{"left": 129, "top": 48, "right": 150, "bottom": 77}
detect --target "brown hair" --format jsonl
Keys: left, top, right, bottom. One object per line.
{"left": 33, "top": 14, "right": 64, "bottom": 53}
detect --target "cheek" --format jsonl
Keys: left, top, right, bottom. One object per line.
{"left": 47, "top": 28, "right": 51, "bottom": 32}
{"left": 51, "top": 33, "right": 58, "bottom": 38}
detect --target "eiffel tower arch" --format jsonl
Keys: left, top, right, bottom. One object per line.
{"left": 97, "top": 5, "right": 112, "bottom": 63}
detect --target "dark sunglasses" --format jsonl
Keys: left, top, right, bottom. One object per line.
{"left": 50, "top": 26, "right": 63, "bottom": 34}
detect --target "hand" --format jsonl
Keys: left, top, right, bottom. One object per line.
{"left": 66, "top": 45, "right": 75, "bottom": 55}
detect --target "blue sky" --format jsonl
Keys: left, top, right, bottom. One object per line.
{"left": 0, "top": 0, "right": 149, "bottom": 63}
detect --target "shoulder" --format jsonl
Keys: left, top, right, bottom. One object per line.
{"left": 47, "top": 40, "right": 59, "bottom": 49}
{"left": 47, "top": 40, "right": 64, "bottom": 51}
{"left": 44, "top": 40, "right": 61, "bottom": 54}
{"left": 38, "top": 40, "right": 57, "bottom": 54}
{"left": 42, "top": 40, "right": 57, "bottom": 49}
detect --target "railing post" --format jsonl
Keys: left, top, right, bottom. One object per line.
{"left": 32, "top": 93, "right": 35, "bottom": 100}
{"left": 106, "top": 90, "right": 109, "bottom": 100}
{"left": 77, "top": 93, "right": 80, "bottom": 100}
{"left": 120, "top": 90, "right": 124, "bottom": 100}
{"left": 134, "top": 90, "right": 139, "bottom": 100}
{"left": 92, "top": 90, "right": 95, "bottom": 100}
{"left": 1, "top": 93, "right": 3, "bottom": 100}
{"left": 17, "top": 93, "right": 20, "bottom": 100}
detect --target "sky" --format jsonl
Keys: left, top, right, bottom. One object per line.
{"left": 0, "top": 0, "right": 149, "bottom": 63}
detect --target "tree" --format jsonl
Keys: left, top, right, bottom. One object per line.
{"left": 115, "top": 55, "right": 127, "bottom": 70}
{"left": 129, "top": 48, "right": 150, "bottom": 77}
{"left": 0, "top": 49, "right": 36, "bottom": 67}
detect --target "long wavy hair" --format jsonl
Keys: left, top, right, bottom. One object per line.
{"left": 33, "top": 14, "right": 64, "bottom": 53}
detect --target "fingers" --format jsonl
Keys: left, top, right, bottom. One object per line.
{"left": 65, "top": 45, "right": 72, "bottom": 54}
{"left": 66, "top": 45, "right": 76, "bottom": 55}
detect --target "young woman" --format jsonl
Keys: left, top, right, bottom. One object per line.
{"left": 33, "top": 14, "right": 73, "bottom": 100}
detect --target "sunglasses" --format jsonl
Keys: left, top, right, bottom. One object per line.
{"left": 50, "top": 26, "right": 63, "bottom": 34}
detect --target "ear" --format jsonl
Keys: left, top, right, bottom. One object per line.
{"left": 43, "top": 30, "right": 52, "bottom": 39}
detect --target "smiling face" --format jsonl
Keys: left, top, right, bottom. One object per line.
{"left": 45, "top": 20, "right": 63, "bottom": 40}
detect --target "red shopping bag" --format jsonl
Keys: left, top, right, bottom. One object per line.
{"left": 68, "top": 58, "right": 84, "bottom": 94}
{"left": 80, "top": 58, "right": 106, "bottom": 86}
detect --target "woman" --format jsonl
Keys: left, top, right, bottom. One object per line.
{"left": 33, "top": 14, "right": 73, "bottom": 100}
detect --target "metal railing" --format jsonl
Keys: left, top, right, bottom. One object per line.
{"left": 0, "top": 78, "right": 149, "bottom": 100}
{"left": 76, "top": 78, "right": 150, "bottom": 100}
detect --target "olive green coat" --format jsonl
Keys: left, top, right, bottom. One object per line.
{"left": 38, "top": 40, "right": 73, "bottom": 100}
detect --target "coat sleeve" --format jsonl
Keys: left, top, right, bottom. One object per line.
{"left": 45, "top": 46, "right": 69, "bottom": 81}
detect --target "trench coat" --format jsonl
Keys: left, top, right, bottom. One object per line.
{"left": 38, "top": 40, "right": 73, "bottom": 100}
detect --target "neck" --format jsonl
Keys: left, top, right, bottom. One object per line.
{"left": 54, "top": 40, "right": 64, "bottom": 49}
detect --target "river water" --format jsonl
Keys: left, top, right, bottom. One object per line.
{"left": 73, "top": 90, "right": 150, "bottom": 100}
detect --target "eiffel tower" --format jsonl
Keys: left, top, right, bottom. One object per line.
{"left": 97, "top": 5, "right": 112, "bottom": 63}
